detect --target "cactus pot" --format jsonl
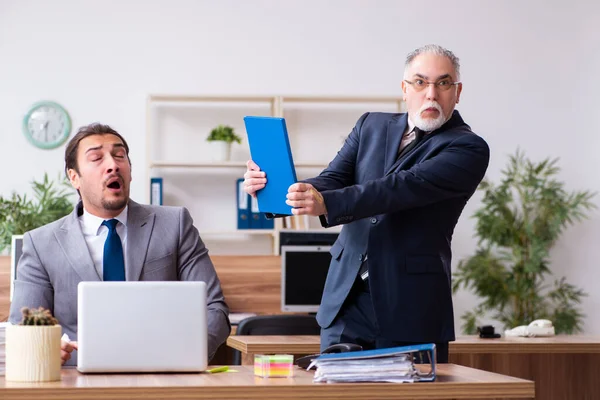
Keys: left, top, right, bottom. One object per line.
{"left": 5, "top": 325, "right": 62, "bottom": 382}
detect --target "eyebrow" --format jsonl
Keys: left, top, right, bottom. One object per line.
{"left": 413, "top": 73, "right": 453, "bottom": 81}
{"left": 85, "top": 143, "right": 126, "bottom": 154}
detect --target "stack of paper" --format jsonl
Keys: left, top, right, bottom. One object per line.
{"left": 308, "top": 343, "right": 436, "bottom": 384}
{"left": 0, "top": 322, "right": 9, "bottom": 376}
{"left": 313, "top": 354, "right": 416, "bottom": 383}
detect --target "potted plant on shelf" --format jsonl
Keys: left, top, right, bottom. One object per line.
{"left": 206, "top": 125, "right": 242, "bottom": 162}
{"left": 6, "top": 307, "right": 62, "bottom": 381}
{"left": 0, "top": 173, "right": 74, "bottom": 253}
{"left": 452, "top": 150, "right": 595, "bottom": 335}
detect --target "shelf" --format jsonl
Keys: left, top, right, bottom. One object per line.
{"left": 146, "top": 94, "right": 404, "bottom": 255}
{"left": 150, "top": 161, "right": 329, "bottom": 169}
{"left": 148, "top": 95, "right": 276, "bottom": 103}
{"left": 200, "top": 230, "right": 275, "bottom": 236}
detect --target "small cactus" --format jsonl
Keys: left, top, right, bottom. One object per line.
{"left": 19, "top": 307, "right": 59, "bottom": 326}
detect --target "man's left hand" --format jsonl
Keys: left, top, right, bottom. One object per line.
{"left": 286, "top": 183, "right": 327, "bottom": 216}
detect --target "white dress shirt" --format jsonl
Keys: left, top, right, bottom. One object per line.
{"left": 78, "top": 205, "right": 128, "bottom": 279}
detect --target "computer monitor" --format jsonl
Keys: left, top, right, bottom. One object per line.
{"left": 281, "top": 245, "right": 332, "bottom": 313}
{"left": 10, "top": 235, "right": 24, "bottom": 301}
{"left": 278, "top": 230, "right": 339, "bottom": 254}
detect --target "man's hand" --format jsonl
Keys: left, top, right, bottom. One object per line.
{"left": 243, "top": 160, "right": 267, "bottom": 198}
{"left": 61, "top": 340, "right": 78, "bottom": 365}
{"left": 286, "top": 183, "right": 327, "bottom": 216}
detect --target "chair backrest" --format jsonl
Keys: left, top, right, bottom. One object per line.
{"left": 232, "top": 315, "right": 321, "bottom": 364}
{"left": 237, "top": 314, "right": 321, "bottom": 335}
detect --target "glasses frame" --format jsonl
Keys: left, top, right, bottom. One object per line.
{"left": 404, "top": 79, "right": 461, "bottom": 92}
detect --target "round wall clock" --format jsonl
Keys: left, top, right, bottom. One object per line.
{"left": 22, "top": 101, "right": 72, "bottom": 149}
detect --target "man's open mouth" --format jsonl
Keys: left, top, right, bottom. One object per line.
{"left": 107, "top": 178, "right": 122, "bottom": 190}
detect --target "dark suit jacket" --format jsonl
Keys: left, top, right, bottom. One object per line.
{"left": 304, "top": 110, "right": 489, "bottom": 343}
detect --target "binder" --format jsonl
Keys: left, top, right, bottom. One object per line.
{"left": 236, "top": 178, "right": 250, "bottom": 229}
{"left": 249, "top": 194, "right": 261, "bottom": 229}
{"left": 308, "top": 343, "right": 436, "bottom": 383}
{"left": 150, "top": 177, "right": 163, "bottom": 205}
{"left": 244, "top": 116, "right": 297, "bottom": 215}
{"left": 261, "top": 213, "right": 274, "bottom": 229}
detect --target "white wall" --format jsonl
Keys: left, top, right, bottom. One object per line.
{"left": 1, "top": 0, "right": 599, "bottom": 334}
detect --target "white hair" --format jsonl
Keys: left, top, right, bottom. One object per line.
{"left": 404, "top": 44, "right": 461, "bottom": 80}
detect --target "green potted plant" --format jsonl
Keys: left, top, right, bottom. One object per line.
{"left": 0, "top": 173, "right": 74, "bottom": 253}
{"left": 6, "top": 307, "right": 62, "bottom": 381}
{"left": 453, "top": 150, "right": 595, "bottom": 335}
{"left": 206, "top": 125, "right": 242, "bottom": 162}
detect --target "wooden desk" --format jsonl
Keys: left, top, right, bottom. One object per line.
{"left": 227, "top": 335, "right": 600, "bottom": 400}
{"left": 0, "top": 365, "right": 534, "bottom": 400}
{"left": 227, "top": 335, "right": 319, "bottom": 365}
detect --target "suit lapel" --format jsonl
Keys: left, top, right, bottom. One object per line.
{"left": 384, "top": 110, "right": 467, "bottom": 176}
{"left": 55, "top": 204, "right": 100, "bottom": 282}
{"left": 384, "top": 114, "right": 408, "bottom": 175}
{"left": 125, "top": 200, "right": 155, "bottom": 281}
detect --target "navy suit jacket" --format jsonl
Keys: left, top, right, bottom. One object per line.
{"left": 304, "top": 110, "right": 489, "bottom": 343}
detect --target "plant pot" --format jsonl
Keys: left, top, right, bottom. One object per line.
{"left": 5, "top": 325, "right": 62, "bottom": 382}
{"left": 208, "top": 141, "right": 232, "bottom": 162}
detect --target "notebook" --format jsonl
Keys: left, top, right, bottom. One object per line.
{"left": 244, "top": 116, "right": 297, "bottom": 216}
{"left": 77, "top": 281, "right": 208, "bottom": 373}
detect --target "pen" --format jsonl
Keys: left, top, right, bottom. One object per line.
{"left": 206, "top": 366, "right": 229, "bottom": 374}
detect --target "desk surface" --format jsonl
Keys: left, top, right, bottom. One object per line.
{"left": 227, "top": 334, "right": 600, "bottom": 355}
{"left": 0, "top": 365, "right": 534, "bottom": 400}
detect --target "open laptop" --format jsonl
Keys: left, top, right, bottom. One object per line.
{"left": 77, "top": 281, "right": 208, "bottom": 373}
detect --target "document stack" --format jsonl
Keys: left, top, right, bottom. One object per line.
{"left": 0, "top": 322, "right": 8, "bottom": 376}
{"left": 308, "top": 343, "right": 436, "bottom": 383}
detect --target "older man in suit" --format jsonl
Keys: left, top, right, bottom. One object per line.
{"left": 9, "top": 123, "right": 230, "bottom": 366}
{"left": 244, "top": 44, "right": 489, "bottom": 363}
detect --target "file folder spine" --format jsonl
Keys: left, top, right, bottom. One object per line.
{"left": 237, "top": 178, "right": 250, "bottom": 229}
{"left": 150, "top": 177, "right": 163, "bottom": 205}
{"left": 250, "top": 194, "right": 261, "bottom": 229}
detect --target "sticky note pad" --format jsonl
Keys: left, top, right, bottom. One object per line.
{"left": 254, "top": 354, "right": 294, "bottom": 378}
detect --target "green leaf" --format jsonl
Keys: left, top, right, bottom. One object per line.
{"left": 0, "top": 173, "right": 75, "bottom": 251}
{"left": 206, "top": 125, "right": 242, "bottom": 144}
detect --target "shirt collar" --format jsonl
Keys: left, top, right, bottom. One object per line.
{"left": 407, "top": 117, "right": 415, "bottom": 133}
{"left": 82, "top": 205, "right": 129, "bottom": 236}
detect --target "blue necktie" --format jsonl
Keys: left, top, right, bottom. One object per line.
{"left": 102, "top": 219, "right": 125, "bottom": 281}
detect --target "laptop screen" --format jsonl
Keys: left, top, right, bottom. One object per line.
{"left": 10, "top": 235, "right": 24, "bottom": 301}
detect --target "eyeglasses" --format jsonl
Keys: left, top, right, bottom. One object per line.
{"left": 404, "top": 79, "right": 461, "bottom": 92}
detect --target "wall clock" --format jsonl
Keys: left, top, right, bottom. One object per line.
{"left": 22, "top": 101, "right": 72, "bottom": 149}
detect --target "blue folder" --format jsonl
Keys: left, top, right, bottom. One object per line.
{"left": 244, "top": 116, "right": 297, "bottom": 216}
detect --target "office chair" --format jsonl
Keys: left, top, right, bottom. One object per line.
{"left": 232, "top": 314, "right": 321, "bottom": 365}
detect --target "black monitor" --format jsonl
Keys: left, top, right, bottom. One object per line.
{"left": 278, "top": 230, "right": 339, "bottom": 254}
{"left": 281, "top": 245, "right": 332, "bottom": 313}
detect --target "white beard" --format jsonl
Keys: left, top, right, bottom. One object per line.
{"left": 413, "top": 101, "right": 446, "bottom": 132}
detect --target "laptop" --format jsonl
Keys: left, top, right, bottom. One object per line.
{"left": 77, "top": 281, "right": 208, "bottom": 373}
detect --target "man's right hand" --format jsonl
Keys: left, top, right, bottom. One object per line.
{"left": 243, "top": 160, "right": 267, "bottom": 198}
{"left": 61, "top": 340, "right": 78, "bottom": 365}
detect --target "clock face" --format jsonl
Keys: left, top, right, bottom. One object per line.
{"left": 22, "top": 101, "right": 72, "bottom": 149}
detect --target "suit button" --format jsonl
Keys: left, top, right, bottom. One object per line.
{"left": 370, "top": 218, "right": 377, "bottom": 224}
{"left": 358, "top": 254, "right": 364, "bottom": 262}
